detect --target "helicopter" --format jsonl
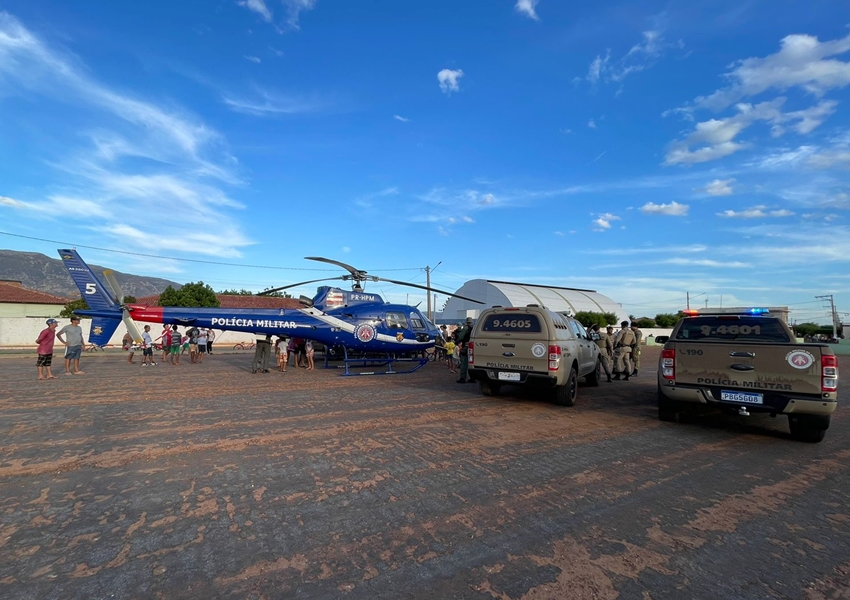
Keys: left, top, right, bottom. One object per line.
{"left": 58, "top": 249, "right": 482, "bottom": 375}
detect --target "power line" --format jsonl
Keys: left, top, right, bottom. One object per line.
{"left": 0, "top": 231, "right": 419, "bottom": 272}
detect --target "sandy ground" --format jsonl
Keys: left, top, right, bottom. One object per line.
{"left": 1, "top": 347, "right": 848, "bottom": 599}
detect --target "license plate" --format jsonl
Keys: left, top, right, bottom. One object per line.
{"left": 498, "top": 372, "right": 520, "bottom": 382}
{"left": 720, "top": 390, "right": 763, "bottom": 404}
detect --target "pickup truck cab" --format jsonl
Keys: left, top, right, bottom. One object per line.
{"left": 468, "top": 305, "right": 601, "bottom": 405}
{"left": 658, "top": 309, "right": 839, "bottom": 442}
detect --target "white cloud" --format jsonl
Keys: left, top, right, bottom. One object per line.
{"left": 703, "top": 178, "right": 735, "bottom": 196}
{"left": 515, "top": 0, "right": 540, "bottom": 21}
{"left": 244, "top": 55, "right": 261, "bottom": 64}
{"left": 640, "top": 201, "right": 689, "bottom": 216}
{"left": 554, "top": 231, "right": 564, "bottom": 236}
{"left": 665, "top": 258, "right": 751, "bottom": 268}
{"left": 587, "top": 119, "right": 596, "bottom": 129}
{"left": 693, "top": 31, "right": 850, "bottom": 112}
{"left": 282, "top": 0, "right": 318, "bottom": 29}
{"left": 238, "top": 0, "right": 272, "bottom": 22}
{"left": 0, "top": 12, "right": 251, "bottom": 257}
{"left": 238, "top": 0, "right": 317, "bottom": 29}
{"left": 437, "top": 69, "right": 463, "bottom": 94}
{"left": 462, "top": 216, "right": 474, "bottom": 223}
{"left": 752, "top": 146, "right": 819, "bottom": 169}
{"left": 585, "top": 30, "right": 671, "bottom": 86}
{"left": 222, "top": 88, "right": 327, "bottom": 116}
{"left": 592, "top": 212, "right": 620, "bottom": 231}
{"left": 717, "top": 205, "right": 795, "bottom": 218}
{"left": 664, "top": 99, "right": 836, "bottom": 165}
{"left": 808, "top": 151, "right": 850, "bottom": 169}
{"left": 393, "top": 114, "right": 409, "bottom": 122}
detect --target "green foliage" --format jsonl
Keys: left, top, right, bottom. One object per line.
{"left": 123, "top": 295, "right": 136, "bottom": 304}
{"left": 158, "top": 282, "right": 220, "bottom": 308}
{"left": 60, "top": 298, "right": 90, "bottom": 319}
{"left": 793, "top": 322, "right": 822, "bottom": 337}
{"left": 633, "top": 317, "right": 656, "bottom": 328}
{"left": 573, "top": 311, "right": 618, "bottom": 329}
{"left": 654, "top": 313, "right": 680, "bottom": 328}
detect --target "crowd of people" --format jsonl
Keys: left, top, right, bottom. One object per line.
{"left": 589, "top": 321, "right": 642, "bottom": 382}
{"left": 249, "top": 334, "right": 315, "bottom": 374}
{"left": 35, "top": 316, "right": 643, "bottom": 382}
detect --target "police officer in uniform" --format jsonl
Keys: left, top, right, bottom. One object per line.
{"left": 456, "top": 317, "right": 474, "bottom": 383}
{"left": 589, "top": 324, "right": 613, "bottom": 382}
{"left": 613, "top": 321, "right": 636, "bottom": 380}
{"left": 630, "top": 323, "right": 643, "bottom": 376}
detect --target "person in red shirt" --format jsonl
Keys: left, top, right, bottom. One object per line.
{"left": 36, "top": 319, "right": 59, "bottom": 380}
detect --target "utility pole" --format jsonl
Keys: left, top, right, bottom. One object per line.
{"left": 686, "top": 292, "right": 690, "bottom": 310}
{"left": 816, "top": 294, "right": 839, "bottom": 339}
{"left": 425, "top": 261, "right": 442, "bottom": 322}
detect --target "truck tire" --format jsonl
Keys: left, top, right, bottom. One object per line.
{"left": 657, "top": 389, "right": 678, "bottom": 423}
{"left": 586, "top": 358, "right": 602, "bottom": 387}
{"left": 788, "top": 415, "right": 829, "bottom": 443}
{"left": 554, "top": 366, "right": 578, "bottom": 407}
{"left": 479, "top": 380, "right": 500, "bottom": 397}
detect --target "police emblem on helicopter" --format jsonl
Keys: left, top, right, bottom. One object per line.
{"left": 396, "top": 332, "right": 405, "bottom": 342}
{"left": 354, "top": 324, "right": 376, "bottom": 343}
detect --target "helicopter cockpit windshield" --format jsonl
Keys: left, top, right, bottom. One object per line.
{"left": 386, "top": 311, "right": 408, "bottom": 329}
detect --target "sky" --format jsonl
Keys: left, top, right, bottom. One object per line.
{"left": 0, "top": 0, "right": 848, "bottom": 325}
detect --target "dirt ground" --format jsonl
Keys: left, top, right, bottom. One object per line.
{"left": 1, "top": 347, "right": 848, "bottom": 599}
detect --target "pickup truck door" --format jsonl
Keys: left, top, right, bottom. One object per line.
{"left": 568, "top": 320, "right": 595, "bottom": 374}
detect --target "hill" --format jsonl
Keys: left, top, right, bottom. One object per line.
{"left": 0, "top": 249, "right": 180, "bottom": 299}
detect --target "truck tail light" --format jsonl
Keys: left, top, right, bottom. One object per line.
{"left": 468, "top": 342, "right": 474, "bottom": 365}
{"left": 822, "top": 354, "right": 838, "bottom": 392}
{"left": 548, "top": 345, "right": 561, "bottom": 371}
{"left": 661, "top": 349, "right": 675, "bottom": 380}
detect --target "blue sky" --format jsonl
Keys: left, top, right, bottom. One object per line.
{"left": 0, "top": 0, "right": 848, "bottom": 325}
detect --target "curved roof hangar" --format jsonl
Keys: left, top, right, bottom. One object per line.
{"left": 439, "top": 279, "right": 628, "bottom": 324}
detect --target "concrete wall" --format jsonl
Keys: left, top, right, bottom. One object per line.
{"left": 0, "top": 303, "right": 65, "bottom": 318}
{"left": 0, "top": 317, "right": 256, "bottom": 349}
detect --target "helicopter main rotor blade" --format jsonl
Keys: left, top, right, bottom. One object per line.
{"left": 378, "top": 277, "right": 485, "bottom": 304}
{"left": 258, "top": 277, "right": 345, "bottom": 296}
{"left": 103, "top": 269, "right": 143, "bottom": 342}
{"left": 101, "top": 269, "right": 124, "bottom": 304}
{"left": 305, "top": 257, "right": 365, "bottom": 278}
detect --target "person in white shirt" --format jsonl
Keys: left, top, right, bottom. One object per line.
{"left": 141, "top": 325, "right": 156, "bottom": 366}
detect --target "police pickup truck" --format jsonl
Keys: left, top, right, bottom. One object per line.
{"left": 658, "top": 309, "right": 839, "bottom": 443}
{"left": 468, "top": 305, "right": 602, "bottom": 406}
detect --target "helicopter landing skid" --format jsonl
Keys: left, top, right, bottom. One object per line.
{"left": 323, "top": 347, "right": 430, "bottom": 376}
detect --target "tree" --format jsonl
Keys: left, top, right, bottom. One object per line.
{"left": 573, "top": 311, "right": 618, "bottom": 329}
{"left": 654, "top": 313, "right": 680, "bottom": 328}
{"left": 158, "top": 282, "right": 220, "bottom": 308}
{"left": 633, "top": 317, "right": 656, "bottom": 328}
{"left": 123, "top": 295, "right": 136, "bottom": 304}
{"left": 793, "top": 322, "right": 821, "bottom": 337}
{"left": 219, "top": 288, "right": 255, "bottom": 295}
{"left": 60, "top": 299, "right": 90, "bottom": 319}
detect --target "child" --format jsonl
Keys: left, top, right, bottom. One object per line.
{"left": 277, "top": 337, "right": 288, "bottom": 372}
{"left": 453, "top": 343, "right": 461, "bottom": 373}
{"left": 305, "top": 339, "right": 315, "bottom": 371}
{"left": 444, "top": 339, "right": 457, "bottom": 373}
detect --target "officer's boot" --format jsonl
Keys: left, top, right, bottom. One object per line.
{"left": 612, "top": 372, "right": 621, "bottom": 380}
{"left": 606, "top": 374, "right": 612, "bottom": 382}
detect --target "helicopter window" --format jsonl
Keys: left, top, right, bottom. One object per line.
{"left": 409, "top": 317, "right": 426, "bottom": 331}
{"left": 386, "top": 312, "right": 409, "bottom": 329}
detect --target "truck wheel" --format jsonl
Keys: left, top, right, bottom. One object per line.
{"left": 657, "top": 389, "right": 678, "bottom": 423}
{"left": 479, "top": 380, "right": 500, "bottom": 397}
{"left": 788, "top": 415, "right": 829, "bottom": 443}
{"left": 586, "top": 358, "right": 602, "bottom": 387}
{"left": 554, "top": 367, "right": 578, "bottom": 407}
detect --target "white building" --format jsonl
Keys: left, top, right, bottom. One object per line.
{"left": 437, "top": 279, "right": 629, "bottom": 325}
